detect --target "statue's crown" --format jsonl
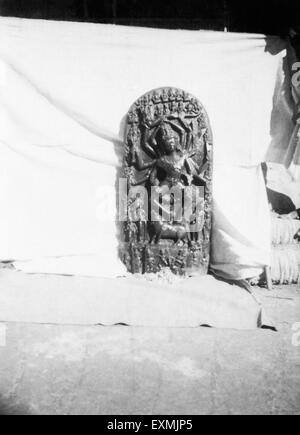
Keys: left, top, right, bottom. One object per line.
{"left": 161, "top": 123, "right": 174, "bottom": 140}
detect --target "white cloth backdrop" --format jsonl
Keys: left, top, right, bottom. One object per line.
{"left": 0, "top": 18, "right": 285, "bottom": 279}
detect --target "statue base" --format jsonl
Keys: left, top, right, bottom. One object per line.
{"left": 120, "top": 241, "right": 209, "bottom": 276}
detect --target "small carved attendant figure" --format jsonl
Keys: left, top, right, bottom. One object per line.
{"left": 152, "top": 90, "right": 161, "bottom": 104}
{"left": 169, "top": 88, "right": 176, "bottom": 102}
{"left": 141, "top": 95, "right": 149, "bottom": 108}
{"left": 186, "top": 102, "right": 195, "bottom": 115}
{"left": 176, "top": 90, "right": 183, "bottom": 102}
{"left": 154, "top": 104, "right": 164, "bottom": 119}
{"left": 161, "top": 89, "right": 169, "bottom": 103}
{"left": 127, "top": 124, "right": 141, "bottom": 166}
{"left": 163, "top": 103, "right": 170, "bottom": 116}
{"left": 178, "top": 101, "right": 185, "bottom": 115}
{"left": 128, "top": 110, "right": 139, "bottom": 124}
{"left": 171, "top": 101, "right": 178, "bottom": 113}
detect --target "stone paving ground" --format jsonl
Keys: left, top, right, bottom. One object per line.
{"left": 0, "top": 280, "right": 299, "bottom": 415}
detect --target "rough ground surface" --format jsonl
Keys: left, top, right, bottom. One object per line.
{"left": 0, "top": 276, "right": 299, "bottom": 415}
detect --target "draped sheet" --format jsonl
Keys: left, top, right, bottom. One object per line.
{"left": 0, "top": 17, "right": 285, "bottom": 279}
{"left": 265, "top": 39, "right": 300, "bottom": 207}
{"left": 0, "top": 269, "right": 267, "bottom": 330}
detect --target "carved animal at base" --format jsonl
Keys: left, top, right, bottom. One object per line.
{"left": 149, "top": 221, "right": 191, "bottom": 245}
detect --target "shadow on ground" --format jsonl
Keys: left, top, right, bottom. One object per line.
{"left": 0, "top": 398, "right": 31, "bottom": 416}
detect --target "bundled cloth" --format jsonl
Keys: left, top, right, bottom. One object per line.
{"left": 271, "top": 246, "right": 300, "bottom": 284}
{"left": 271, "top": 214, "right": 300, "bottom": 284}
{"left": 272, "top": 215, "right": 300, "bottom": 245}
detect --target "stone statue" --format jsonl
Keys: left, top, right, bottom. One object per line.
{"left": 120, "top": 87, "right": 213, "bottom": 275}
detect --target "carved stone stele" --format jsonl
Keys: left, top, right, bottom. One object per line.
{"left": 119, "top": 87, "right": 213, "bottom": 275}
